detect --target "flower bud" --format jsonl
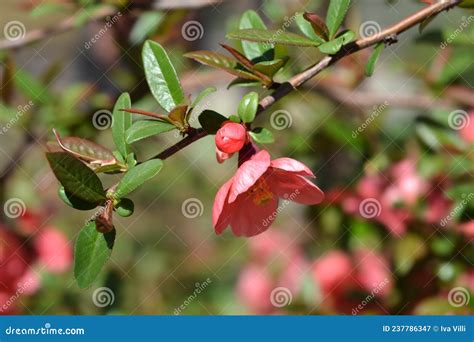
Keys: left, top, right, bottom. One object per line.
{"left": 215, "top": 121, "right": 247, "bottom": 154}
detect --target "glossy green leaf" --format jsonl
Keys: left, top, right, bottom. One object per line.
{"left": 46, "top": 152, "right": 106, "bottom": 204}
{"left": 74, "top": 221, "right": 115, "bottom": 288}
{"left": 249, "top": 127, "right": 274, "bottom": 144}
{"left": 227, "top": 29, "right": 320, "bottom": 47}
{"left": 126, "top": 120, "right": 176, "bottom": 144}
{"left": 318, "top": 30, "right": 355, "bottom": 54}
{"left": 115, "top": 198, "right": 135, "bottom": 217}
{"left": 142, "top": 40, "right": 184, "bottom": 112}
{"left": 198, "top": 110, "right": 228, "bottom": 134}
{"left": 295, "top": 13, "right": 326, "bottom": 43}
{"left": 227, "top": 78, "right": 261, "bottom": 89}
{"left": 326, "top": 0, "right": 351, "bottom": 39}
{"left": 112, "top": 93, "right": 132, "bottom": 159}
{"left": 238, "top": 92, "right": 259, "bottom": 123}
{"left": 252, "top": 58, "right": 288, "bottom": 78}
{"left": 115, "top": 159, "right": 164, "bottom": 198}
{"left": 239, "top": 10, "right": 272, "bottom": 60}
{"left": 58, "top": 186, "right": 98, "bottom": 211}
{"left": 184, "top": 51, "right": 262, "bottom": 81}
{"left": 365, "top": 42, "right": 384, "bottom": 77}
{"left": 191, "top": 86, "right": 217, "bottom": 108}
{"left": 303, "top": 12, "right": 330, "bottom": 41}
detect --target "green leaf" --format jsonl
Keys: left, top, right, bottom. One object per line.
{"left": 112, "top": 93, "right": 132, "bottom": 159}
{"left": 459, "top": 0, "right": 474, "bottom": 8}
{"left": 393, "top": 233, "right": 427, "bottom": 275}
{"left": 14, "top": 70, "right": 52, "bottom": 104}
{"left": 238, "top": 92, "right": 259, "bottom": 123}
{"left": 58, "top": 186, "right": 98, "bottom": 211}
{"left": 126, "top": 120, "right": 176, "bottom": 144}
{"left": 142, "top": 40, "right": 185, "bottom": 112}
{"left": 30, "top": 3, "right": 67, "bottom": 17}
{"left": 184, "top": 50, "right": 262, "bottom": 81}
{"left": 365, "top": 42, "right": 384, "bottom": 77}
{"left": 249, "top": 127, "right": 274, "bottom": 144}
{"left": 198, "top": 110, "right": 228, "bottom": 134}
{"left": 115, "top": 159, "right": 164, "bottom": 198}
{"left": 74, "top": 221, "right": 115, "bottom": 288}
{"left": 252, "top": 58, "right": 288, "bottom": 78}
{"left": 295, "top": 13, "right": 326, "bottom": 43}
{"left": 191, "top": 86, "right": 217, "bottom": 108}
{"left": 46, "top": 152, "right": 106, "bottom": 204}
{"left": 130, "top": 12, "right": 164, "bottom": 45}
{"left": 227, "top": 78, "right": 261, "bottom": 89}
{"left": 115, "top": 198, "right": 135, "bottom": 217}
{"left": 239, "top": 10, "right": 272, "bottom": 60}
{"left": 318, "top": 30, "right": 354, "bottom": 54}
{"left": 303, "top": 12, "right": 330, "bottom": 41}
{"left": 229, "top": 115, "right": 241, "bottom": 123}
{"left": 227, "top": 29, "right": 320, "bottom": 47}
{"left": 326, "top": 0, "right": 351, "bottom": 39}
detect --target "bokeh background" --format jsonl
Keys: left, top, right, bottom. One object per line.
{"left": 0, "top": 0, "right": 473, "bottom": 315}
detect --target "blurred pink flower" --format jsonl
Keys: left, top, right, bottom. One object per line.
{"left": 215, "top": 121, "right": 247, "bottom": 163}
{"left": 236, "top": 263, "right": 273, "bottom": 314}
{"left": 312, "top": 251, "right": 353, "bottom": 297}
{"left": 354, "top": 248, "right": 392, "bottom": 298}
{"left": 459, "top": 111, "right": 474, "bottom": 143}
{"left": 458, "top": 220, "right": 474, "bottom": 240}
{"left": 34, "top": 227, "right": 72, "bottom": 273}
{"left": 213, "top": 150, "right": 324, "bottom": 237}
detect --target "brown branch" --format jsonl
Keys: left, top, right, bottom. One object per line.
{"left": 152, "top": 0, "right": 461, "bottom": 161}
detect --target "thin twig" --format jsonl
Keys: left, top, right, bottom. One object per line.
{"left": 152, "top": 0, "right": 461, "bottom": 161}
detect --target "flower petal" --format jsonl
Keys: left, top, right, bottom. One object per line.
{"left": 230, "top": 193, "right": 279, "bottom": 237}
{"left": 269, "top": 171, "right": 324, "bottom": 205}
{"left": 216, "top": 148, "right": 233, "bottom": 164}
{"left": 212, "top": 178, "right": 234, "bottom": 234}
{"left": 270, "top": 158, "right": 315, "bottom": 177}
{"left": 229, "top": 150, "right": 271, "bottom": 203}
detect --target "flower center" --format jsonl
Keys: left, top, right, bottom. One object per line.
{"left": 250, "top": 178, "right": 273, "bottom": 205}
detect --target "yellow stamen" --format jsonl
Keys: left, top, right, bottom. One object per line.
{"left": 250, "top": 178, "right": 273, "bottom": 205}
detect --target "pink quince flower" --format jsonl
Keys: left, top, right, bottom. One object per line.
{"left": 215, "top": 121, "right": 248, "bottom": 163}
{"left": 213, "top": 150, "right": 324, "bottom": 237}
{"left": 34, "top": 227, "right": 72, "bottom": 273}
{"left": 459, "top": 111, "right": 474, "bottom": 143}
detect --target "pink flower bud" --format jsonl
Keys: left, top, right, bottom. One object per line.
{"left": 215, "top": 121, "right": 247, "bottom": 154}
